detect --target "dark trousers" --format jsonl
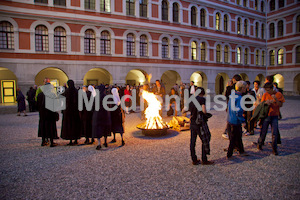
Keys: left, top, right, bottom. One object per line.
{"left": 227, "top": 123, "right": 245, "bottom": 157}
{"left": 190, "top": 124, "right": 207, "bottom": 162}
{"left": 258, "top": 116, "right": 279, "bottom": 152}
{"left": 245, "top": 111, "right": 254, "bottom": 134}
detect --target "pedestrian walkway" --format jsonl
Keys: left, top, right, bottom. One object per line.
{"left": 0, "top": 99, "right": 299, "bottom": 199}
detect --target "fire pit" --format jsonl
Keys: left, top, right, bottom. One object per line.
{"left": 136, "top": 90, "right": 170, "bottom": 136}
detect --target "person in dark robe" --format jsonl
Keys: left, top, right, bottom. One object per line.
{"left": 27, "top": 87, "right": 36, "bottom": 112}
{"left": 37, "top": 91, "right": 58, "bottom": 147}
{"left": 79, "top": 85, "right": 94, "bottom": 144}
{"left": 92, "top": 85, "right": 111, "bottom": 150}
{"left": 110, "top": 88, "right": 125, "bottom": 146}
{"left": 16, "top": 88, "right": 27, "bottom": 116}
{"left": 61, "top": 80, "right": 81, "bottom": 145}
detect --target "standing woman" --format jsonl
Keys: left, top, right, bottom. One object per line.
{"left": 92, "top": 85, "right": 111, "bottom": 150}
{"left": 110, "top": 88, "right": 125, "bottom": 146}
{"left": 61, "top": 80, "right": 81, "bottom": 145}
{"left": 16, "top": 88, "right": 27, "bottom": 116}
{"left": 124, "top": 84, "right": 131, "bottom": 114}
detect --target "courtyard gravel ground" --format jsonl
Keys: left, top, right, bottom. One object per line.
{"left": 0, "top": 98, "right": 299, "bottom": 200}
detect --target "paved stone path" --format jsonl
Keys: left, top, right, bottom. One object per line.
{"left": 0, "top": 98, "right": 299, "bottom": 199}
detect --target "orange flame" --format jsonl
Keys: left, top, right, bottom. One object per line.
{"left": 142, "top": 90, "right": 168, "bottom": 129}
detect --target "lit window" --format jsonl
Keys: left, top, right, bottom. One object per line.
{"left": 216, "top": 13, "right": 220, "bottom": 30}
{"left": 269, "top": 50, "right": 275, "bottom": 65}
{"left": 243, "top": 0, "right": 247, "bottom": 7}
{"left": 256, "top": 50, "right": 260, "bottom": 65}
{"left": 100, "top": 0, "right": 111, "bottom": 12}
{"left": 216, "top": 44, "right": 221, "bottom": 62}
{"left": 244, "top": 48, "right": 248, "bottom": 64}
{"left": 191, "top": 41, "right": 197, "bottom": 60}
{"left": 224, "top": 45, "right": 229, "bottom": 63}
{"left": 237, "top": 18, "right": 241, "bottom": 34}
{"left": 237, "top": 47, "right": 241, "bottom": 64}
{"left": 201, "top": 42, "right": 206, "bottom": 61}
{"left": 278, "top": 49, "right": 284, "bottom": 65}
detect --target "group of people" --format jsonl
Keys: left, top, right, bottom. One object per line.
{"left": 36, "top": 78, "right": 125, "bottom": 149}
{"left": 189, "top": 74, "right": 285, "bottom": 165}
{"left": 20, "top": 73, "right": 285, "bottom": 165}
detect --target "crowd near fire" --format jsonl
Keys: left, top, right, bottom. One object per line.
{"left": 16, "top": 73, "right": 285, "bottom": 165}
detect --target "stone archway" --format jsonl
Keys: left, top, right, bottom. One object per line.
{"left": 215, "top": 73, "right": 229, "bottom": 95}
{"left": 0, "top": 67, "right": 18, "bottom": 103}
{"left": 161, "top": 70, "right": 182, "bottom": 93}
{"left": 293, "top": 73, "right": 300, "bottom": 95}
{"left": 125, "top": 69, "right": 148, "bottom": 86}
{"left": 255, "top": 74, "right": 265, "bottom": 87}
{"left": 83, "top": 68, "right": 113, "bottom": 86}
{"left": 35, "top": 67, "right": 69, "bottom": 87}
{"left": 239, "top": 73, "right": 249, "bottom": 81}
{"left": 274, "top": 74, "right": 284, "bottom": 90}
{"left": 190, "top": 71, "right": 208, "bottom": 91}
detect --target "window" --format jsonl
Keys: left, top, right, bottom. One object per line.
{"left": 224, "top": 45, "right": 229, "bottom": 63}
{"left": 216, "top": 12, "right": 220, "bottom": 30}
{"left": 84, "top": 29, "right": 95, "bottom": 54}
{"left": 278, "top": 0, "right": 284, "bottom": 8}
{"left": 140, "top": 35, "right": 148, "bottom": 57}
{"left": 297, "top": 15, "right": 300, "bottom": 33}
{"left": 270, "top": 0, "right": 275, "bottom": 11}
{"left": 243, "top": 0, "right": 247, "bottom": 7}
{"left": 244, "top": 48, "right": 248, "bottom": 64}
{"left": 100, "top": 31, "right": 111, "bottom": 55}
{"left": 278, "top": 49, "right": 284, "bottom": 65}
{"left": 127, "top": 33, "right": 135, "bottom": 56}
{"left": 237, "top": 47, "right": 241, "bottom": 64}
{"left": 224, "top": 15, "right": 228, "bottom": 32}
{"left": 262, "top": 50, "right": 265, "bottom": 66}
{"left": 162, "top": 37, "right": 169, "bottom": 58}
{"left": 127, "top": 0, "right": 135, "bottom": 16}
{"left": 191, "top": 7, "right": 197, "bottom": 26}
{"left": 200, "top": 42, "right": 206, "bottom": 61}
{"left": 173, "top": 39, "right": 179, "bottom": 59}
{"left": 216, "top": 44, "right": 221, "bottom": 62}
{"left": 255, "top": 22, "right": 259, "bottom": 38}
{"left": 54, "top": 0, "right": 66, "bottom": 6}
{"left": 256, "top": 50, "right": 259, "bottom": 65}
{"left": 296, "top": 46, "right": 300, "bottom": 63}
{"left": 269, "top": 50, "right": 275, "bottom": 65}
{"left": 100, "top": 0, "right": 111, "bottom": 12}
{"left": 237, "top": 0, "right": 240, "bottom": 5}
{"left": 278, "top": 20, "right": 283, "bottom": 37}
{"left": 244, "top": 19, "right": 248, "bottom": 36}
{"left": 0, "top": 21, "right": 14, "bottom": 49}
{"left": 191, "top": 41, "right": 197, "bottom": 60}
{"left": 255, "top": 0, "right": 258, "bottom": 10}
{"left": 261, "top": 24, "right": 265, "bottom": 39}
{"left": 261, "top": 1, "right": 265, "bottom": 12}
{"left": 35, "top": 0, "right": 48, "bottom": 3}
{"left": 269, "top": 23, "right": 275, "bottom": 38}
{"left": 85, "top": 0, "right": 95, "bottom": 10}
{"left": 54, "top": 27, "right": 66, "bottom": 52}
{"left": 173, "top": 3, "right": 179, "bottom": 23}
{"left": 237, "top": 18, "right": 241, "bottom": 34}
{"left": 162, "top": 0, "right": 168, "bottom": 21}
{"left": 35, "top": 25, "right": 48, "bottom": 51}
{"left": 200, "top": 9, "right": 206, "bottom": 27}
{"left": 139, "top": 0, "right": 147, "bottom": 17}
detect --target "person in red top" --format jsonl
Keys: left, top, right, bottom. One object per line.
{"left": 257, "top": 82, "right": 285, "bottom": 155}
{"left": 124, "top": 84, "right": 131, "bottom": 114}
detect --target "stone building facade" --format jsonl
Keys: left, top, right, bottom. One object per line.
{"left": 0, "top": 0, "right": 299, "bottom": 103}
